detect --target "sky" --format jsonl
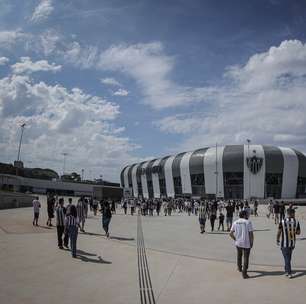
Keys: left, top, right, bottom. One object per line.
{"left": 0, "top": 0, "right": 306, "bottom": 182}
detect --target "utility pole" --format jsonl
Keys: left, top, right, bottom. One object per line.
{"left": 247, "top": 139, "right": 251, "bottom": 200}
{"left": 17, "top": 123, "right": 26, "bottom": 161}
{"left": 215, "top": 142, "right": 218, "bottom": 199}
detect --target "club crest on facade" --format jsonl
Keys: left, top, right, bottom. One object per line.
{"left": 246, "top": 155, "right": 263, "bottom": 174}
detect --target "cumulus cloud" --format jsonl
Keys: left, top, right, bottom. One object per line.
{"left": 98, "top": 42, "right": 211, "bottom": 109}
{"left": 101, "top": 77, "right": 121, "bottom": 86}
{"left": 0, "top": 74, "right": 138, "bottom": 180}
{"left": 30, "top": 0, "right": 54, "bottom": 23}
{"left": 11, "top": 57, "right": 61, "bottom": 74}
{"left": 155, "top": 40, "right": 306, "bottom": 153}
{"left": 62, "top": 41, "right": 98, "bottom": 69}
{"left": 113, "top": 88, "right": 129, "bottom": 96}
{"left": 0, "top": 56, "right": 9, "bottom": 65}
{"left": 0, "top": 29, "right": 28, "bottom": 49}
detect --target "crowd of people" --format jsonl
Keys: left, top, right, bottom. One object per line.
{"left": 32, "top": 195, "right": 114, "bottom": 258}
{"left": 31, "top": 195, "right": 302, "bottom": 279}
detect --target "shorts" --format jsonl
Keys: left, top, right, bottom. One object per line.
{"left": 226, "top": 217, "right": 233, "bottom": 225}
{"left": 34, "top": 212, "right": 39, "bottom": 219}
{"left": 199, "top": 218, "right": 206, "bottom": 225}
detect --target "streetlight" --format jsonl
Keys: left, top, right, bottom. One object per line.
{"left": 215, "top": 142, "right": 218, "bottom": 199}
{"left": 246, "top": 139, "right": 251, "bottom": 200}
{"left": 62, "top": 152, "right": 68, "bottom": 175}
{"left": 16, "top": 123, "right": 26, "bottom": 162}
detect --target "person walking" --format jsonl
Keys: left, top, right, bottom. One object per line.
{"left": 32, "top": 196, "right": 41, "bottom": 226}
{"left": 253, "top": 200, "right": 259, "bottom": 217}
{"left": 130, "top": 199, "right": 135, "bottom": 216}
{"left": 230, "top": 210, "right": 254, "bottom": 279}
{"left": 273, "top": 201, "right": 280, "bottom": 225}
{"left": 66, "top": 198, "right": 73, "bottom": 215}
{"left": 46, "top": 194, "right": 55, "bottom": 226}
{"left": 225, "top": 202, "right": 234, "bottom": 231}
{"left": 92, "top": 198, "right": 99, "bottom": 216}
{"left": 198, "top": 201, "right": 208, "bottom": 233}
{"left": 64, "top": 198, "right": 73, "bottom": 248}
{"left": 277, "top": 208, "right": 301, "bottom": 278}
{"left": 111, "top": 200, "right": 116, "bottom": 214}
{"left": 55, "top": 198, "right": 66, "bottom": 249}
{"left": 102, "top": 201, "right": 112, "bottom": 238}
{"left": 210, "top": 203, "right": 217, "bottom": 232}
{"left": 156, "top": 200, "right": 161, "bottom": 216}
{"left": 65, "top": 205, "right": 79, "bottom": 258}
{"left": 77, "top": 197, "right": 86, "bottom": 232}
{"left": 218, "top": 211, "right": 225, "bottom": 231}
{"left": 279, "top": 201, "right": 286, "bottom": 221}
{"left": 194, "top": 200, "right": 199, "bottom": 216}
{"left": 122, "top": 199, "right": 128, "bottom": 215}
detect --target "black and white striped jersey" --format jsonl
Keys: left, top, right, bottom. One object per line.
{"left": 56, "top": 207, "right": 66, "bottom": 226}
{"left": 65, "top": 215, "right": 79, "bottom": 227}
{"left": 279, "top": 218, "right": 301, "bottom": 248}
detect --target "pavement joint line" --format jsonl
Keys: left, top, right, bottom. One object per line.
{"left": 137, "top": 213, "right": 156, "bottom": 304}
{"left": 0, "top": 224, "right": 10, "bottom": 233}
{"left": 156, "top": 256, "right": 181, "bottom": 303}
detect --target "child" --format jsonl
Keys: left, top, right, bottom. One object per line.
{"left": 218, "top": 212, "right": 225, "bottom": 231}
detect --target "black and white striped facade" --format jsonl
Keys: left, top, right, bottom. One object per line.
{"left": 120, "top": 145, "right": 306, "bottom": 200}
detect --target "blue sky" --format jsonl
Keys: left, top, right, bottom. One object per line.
{"left": 0, "top": 0, "right": 306, "bottom": 181}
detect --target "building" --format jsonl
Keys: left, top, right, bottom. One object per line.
{"left": 120, "top": 145, "right": 306, "bottom": 200}
{"left": 0, "top": 173, "right": 122, "bottom": 199}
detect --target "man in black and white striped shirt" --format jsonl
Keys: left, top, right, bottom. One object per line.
{"left": 198, "top": 201, "right": 208, "bottom": 234}
{"left": 56, "top": 198, "right": 66, "bottom": 249}
{"left": 277, "top": 208, "right": 301, "bottom": 278}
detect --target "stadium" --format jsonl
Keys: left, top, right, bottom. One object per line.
{"left": 120, "top": 145, "right": 306, "bottom": 200}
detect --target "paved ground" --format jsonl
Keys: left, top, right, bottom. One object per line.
{"left": 0, "top": 196, "right": 306, "bottom": 304}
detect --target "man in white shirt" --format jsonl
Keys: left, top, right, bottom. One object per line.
{"left": 229, "top": 210, "right": 254, "bottom": 279}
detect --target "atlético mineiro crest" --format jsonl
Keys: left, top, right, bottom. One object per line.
{"left": 246, "top": 155, "right": 263, "bottom": 175}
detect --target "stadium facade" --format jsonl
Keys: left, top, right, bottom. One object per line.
{"left": 120, "top": 145, "right": 306, "bottom": 200}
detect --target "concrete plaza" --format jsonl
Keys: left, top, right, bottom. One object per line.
{"left": 0, "top": 197, "right": 306, "bottom": 304}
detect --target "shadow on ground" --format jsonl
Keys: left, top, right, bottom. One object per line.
{"left": 248, "top": 270, "right": 306, "bottom": 279}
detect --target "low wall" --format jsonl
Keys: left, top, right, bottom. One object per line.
{"left": 0, "top": 191, "right": 34, "bottom": 210}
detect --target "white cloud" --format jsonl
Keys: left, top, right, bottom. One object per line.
{"left": 62, "top": 41, "right": 98, "bottom": 69}
{"left": 155, "top": 40, "right": 306, "bottom": 153}
{"left": 101, "top": 77, "right": 121, "bottom": 86}
{"left": 11, "top": 57, "right": 61, "bottom": 74}
{"left": 0, "top": 74, "right": 139, "bottom": 180}
{"left": 0, "top": 29, "right": 28, "bottom": 49}
{"left": 30, "top": 0, "right": 54, "bottom": 23}
{"left": 0, "top": 56, "right": 9, "bottom": 65}
{"left": 98, "top": 42, "right": 210, "bottom": 109}
{"left": 113, "top": 88, "right": 129, "bottom": 96}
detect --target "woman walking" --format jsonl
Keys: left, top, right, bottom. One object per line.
{"left": 65, "top": 205, "right": 79, "bottom": 258}
{"left": 102, "top": 201, "right": 112, "bottom": 238}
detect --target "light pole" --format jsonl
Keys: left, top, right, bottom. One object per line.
{"left": 246, "top": 139, "right": 251, "bottom": 200}
{"left": 17, "top": 123, "right": 26, "bottom": 161}
{"left": 215, "top": 142, "right": 218, "bottom": 199}
{"left": 62, "top": 152, "right": 68, "bottom": 175}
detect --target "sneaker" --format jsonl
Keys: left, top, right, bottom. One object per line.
{"left": 237, "top": 268, "right": 242, "bottom": 272}
{"left": 288, "top": 274, "right": 293, "bottom": 279}
{"left": 242, "top": 273, "right": 249, "bottom": 279}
